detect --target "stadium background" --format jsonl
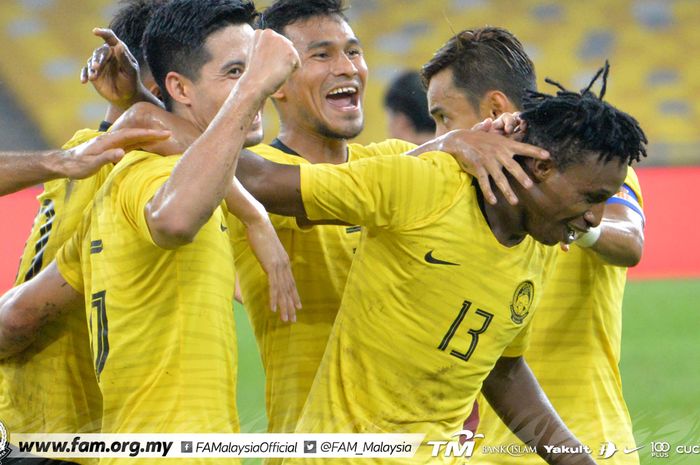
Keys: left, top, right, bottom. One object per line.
{"left": 0, "top": 0, "right": 698, "bottom": 463}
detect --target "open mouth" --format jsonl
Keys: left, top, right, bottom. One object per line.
{"left": 564, "top": 224, "right": 578, "bottom": 244}
{"left": 326, "top": 85, "right": 360, "bottom": 111}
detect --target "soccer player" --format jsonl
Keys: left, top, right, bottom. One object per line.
{"left": 229, "top": 63, "right": 647, "bottom": 465}
{"left": 421, "top": 28, "right": 644, "bottom": 465}
{"left": 0, "top": 3, "right": 170, "bottom": 462}
{"left": 110, "top": 1, "right": 548, "bottom": 446}
{"left": 383, "top": 70, "right": 435, "bottom": 144}
{"left": 0, "top": 2, "right": 300, "bottom": 465}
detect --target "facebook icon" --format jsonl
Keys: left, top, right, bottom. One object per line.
{"left": 181, "top": 441, "right": 193, "bottom": 453}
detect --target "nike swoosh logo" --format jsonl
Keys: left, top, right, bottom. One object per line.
{"left": 623, "top": 445, "right": 645, "bottom": 454}
{"left": 425, "top": 250, "right": 460, "bottom": 266}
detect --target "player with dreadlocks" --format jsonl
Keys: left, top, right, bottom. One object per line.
{"left": 473, "top": 62, "right": 647, "bottom": 465}
{"left": 220, "top": 63, "right": 647, "bottom": 464}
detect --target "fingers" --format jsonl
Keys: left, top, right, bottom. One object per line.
{"left": 93, "top": 27, "right": 120, "bottom": 47}
{"left": 474, "top": 166, "right": 497, "bottom": 205}
{"left": 267, "top": 262, "right": 301, "bottom": 323}
{"left": 99, "top": 148, "right": 126, "bottom": 165}
{"left": 98, "top": 128, "right": 171, "bottom": 151}
{"left": 85, "top": 44, "right": 112, "bottom": 82}
{"left": 508, "top": 140, "right": 549, "bottom": 160}
{"left": 486, "top": 159, "right": 519, "bottom": 205}
{"left": 471, "top": 118, "right": 493, "bottom": 132}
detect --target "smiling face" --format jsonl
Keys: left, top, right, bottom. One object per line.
{"left": 274, "top": 14, "right": 367, "bottom": 139}
{"left": 521, "top": 154, "right": 628, "bottom": 246}
{"left": 185, "top": 23, "right": 263, "bottom": 146}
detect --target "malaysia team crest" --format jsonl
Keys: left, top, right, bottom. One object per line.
{"left": 0, "top": 419, "right": 11, "bottom": 462}
{"left": 510, "top": 281, "right": 534, "bottom": 324}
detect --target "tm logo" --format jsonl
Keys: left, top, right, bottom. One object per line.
{"left": 428, "top": 430, "right": 484, "bottom": 458}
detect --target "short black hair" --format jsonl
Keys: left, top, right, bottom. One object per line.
{"left": 260, "top": 0, "right": 347, "bottom": 34}
{"left": 384, "top": 71, "right": 436, "bottom": 134}
{"left": 421, "top": 27, "right": 536, "bottom": 111}
{"left": 143, "top": 0, "right": 258, "bottom": 110}
{"left": 110, "top": 0, "right": 168, "bottom": 69}
{"left": 521, "top": 62, "right": 647, "bottom": 169}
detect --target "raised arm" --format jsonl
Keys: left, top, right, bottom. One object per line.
{"left": 143, "top": 29, "right": 299, "bottom": 249}
{"left": 80, "top": 28, "right": 162, "bottom": 124}
{"left": 0, "top": 128, "right": 169, "bottom": 196}
{"left": 482, "top": 356, "right": 597, "bottom": 465}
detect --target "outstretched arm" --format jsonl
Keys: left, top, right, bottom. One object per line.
{"left": 0, "top": 262, "right": 82, "bottom": 359}
{"left": 406, "top": 114, "right": 549, "bottom": 206}
{"left": 482, "top": 356, "right": 597, "bottom": 465}
{"left": 0, "top": 128, "right": 169, "bottom": 197}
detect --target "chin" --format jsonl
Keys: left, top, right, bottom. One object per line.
{"left": 244, "top": 129, "right": 264, "bottom": 148}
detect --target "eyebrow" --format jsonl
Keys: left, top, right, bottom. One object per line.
{"left": 306, "top": 37, "right": 361, "bottom": 51}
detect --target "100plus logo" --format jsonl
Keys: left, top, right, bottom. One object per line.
{"left": 427, "top": 430, "right": 484, "bottom": 458}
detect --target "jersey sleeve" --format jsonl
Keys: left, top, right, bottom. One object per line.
{"left": 501, "top": 317, "right": 533, "bottom": 357}
{"left": 61, "top": 128, "right": 103, "bottom": 150}
{"left": 55, "top": 213, "right": 90, "bottom": 294}
{"left": 350, "top": 139, "right": 418, "bottom": 160}
{"left": 606, "top": 166, "right": 645, "bottom": 224}
{"left": 117, "top": 154, "right": 179, "bottom": 245}
{"left": 299, "top": 151, "right": 465, "bottom": 231}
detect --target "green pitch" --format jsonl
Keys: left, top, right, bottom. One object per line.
{"left": 234, "top": 279, "right": 700, "bottom": 465}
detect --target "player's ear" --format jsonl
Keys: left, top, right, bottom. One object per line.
{"left": 526, "top": 157, "right": 556, "bottom": 182}
{"left": 480, "top": 90, "right": 517, "bottom": 119}
{"left": 270, "top": 81, "right": 287, "bottom": 100}
{"left": 165, "top": 71, "right": 193, "bottom": 106}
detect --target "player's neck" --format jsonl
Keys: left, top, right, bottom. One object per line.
{"left": 277, "top": 126, "right": 348, "bottom": 164}
{"left": 481, "top": 185, "right": 528, "bottom": 247}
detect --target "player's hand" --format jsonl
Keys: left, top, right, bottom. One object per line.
{"left": 245, "top": 217, "right": 301, "bottom": 323}
{"left": 59, "top": 128, "right": 170, "bottom": 179}
{"left": 440, "top": 127, "right": 549, "bottom": 205}
{"left": 484, "top": 112, "right": 525, "bottom": 137}
{"left": 242, "top": 29, "right": 300, "bottom": 97}
{"left": 111, "top": 102, "right": 196, "bottom": 155}
{"left": 80, "top": 28, "right": 144, "bottom": 109}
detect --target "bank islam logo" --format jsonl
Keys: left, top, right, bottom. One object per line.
{"left": 0, "top": 420, "right": 12, "bottom": 463}
{"left": 428, "top": 430, "right": 484, "bottom": 458}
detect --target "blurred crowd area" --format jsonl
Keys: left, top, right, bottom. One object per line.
{"left": 0, "top": 0, "right": 697, "bottom": 165}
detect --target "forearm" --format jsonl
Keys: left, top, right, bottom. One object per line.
{"left": 102, "top": 82, "right": 164, "bottom": 125}
{"left": 236, "top": 149, "right": 306, "bottom": 217}
{"left": 585, "top": 218, "right": 644, "bottom": 267}
{"left": 0, "top": 150, "right": 67, "bottom": 196}
{"left": 226, "top": 178, "right": 268, "bottom": 227}
{"left": 482, "top": 357, "right": 596, "bottom": 465}
{"left": 145, "top": 80, "right": 266, "bottom": 248}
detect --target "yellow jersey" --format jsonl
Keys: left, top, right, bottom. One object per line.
{"left": 56, "top": 150, "right": 239, "bottom": 465}
{"left": 284, "top": 151, "right": 557, "bottom": 465}
{"left": 231, "top": 140, "right": 415, "bottom": 441}
{"left": 0, "top": 129, "right": 106, "bottom": 445}
{"left": 473, "top": 168, "right": 644, "bottom": 465}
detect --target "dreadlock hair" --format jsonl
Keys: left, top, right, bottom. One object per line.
{"left": 110, "top": 0, "right": 169, "bottom": 70}
{"left": 520, "top": 61, "right": 647, "bottom": 169}
{"left": 421, "top": 27, "right": 536, "bottom": 111}
{"left": 259, "top": 0, "right": 347, "bottom": 34}
{"left": 143, "top": 0, "right": 258, "bottom": 111}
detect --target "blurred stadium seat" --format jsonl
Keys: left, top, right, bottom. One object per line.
{"left": 0, "top": 0, "right": 698, "bottom": 165}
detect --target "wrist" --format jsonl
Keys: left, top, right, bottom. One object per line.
{"left": 575, "top": 225, "right": 602, "bottom": 248}
{"left": 43, "top": 149, "right": 70, "bottom": 179}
